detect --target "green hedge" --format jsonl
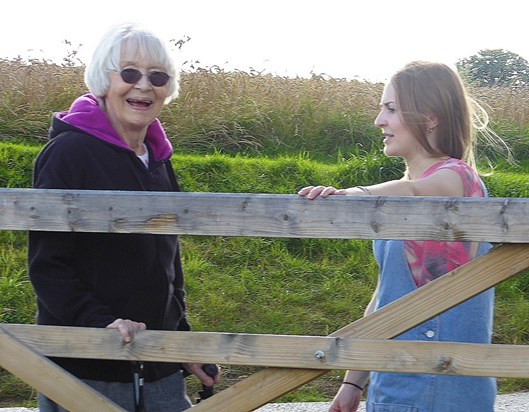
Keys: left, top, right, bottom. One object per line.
{"left": 2, "top": 141, "right": 529, "bottom": 197}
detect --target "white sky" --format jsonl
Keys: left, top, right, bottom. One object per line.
{"left": 3, "top": 0, "right": 528, "bottom": 83}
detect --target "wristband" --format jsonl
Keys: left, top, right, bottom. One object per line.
{"left": 342, "top": 381, "right": 363, "bottom": 391}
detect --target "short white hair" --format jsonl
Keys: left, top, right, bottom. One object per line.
{"left": 84, "top": 23, "right": 179, "bottom": 104}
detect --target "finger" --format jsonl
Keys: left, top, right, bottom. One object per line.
{"left": 130, "top": 321, "right": 147, "bottom": 331}
{"left": 184, "top": 363, "right": 214, "bottom": 387}
{"left": 106, "top": 319, "right": 136, "bottom": 343}
{"left": 195, "top": 368, "right": 214, "bottom": 387}
{"left": 319, "top": 186, "right": 337, "bottom": 198}
{"left": 119, "top": 322, "right": 134, "bottom": 343}
{"left": 297, "top": 186, "right": 314, "bottom": 196}
{"left": 105, "top": 318, "right": 123, "bottom": 329}
{"left": 306, "top": 186, "right": 325, "bottom": 199}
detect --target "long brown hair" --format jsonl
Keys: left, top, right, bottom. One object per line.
{"left": 391, "top": 61, "right": 474, "bottom": 164}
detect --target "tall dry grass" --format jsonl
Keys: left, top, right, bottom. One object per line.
{"left": 471, "top": 84, "right": 529, "bottom": 127}
{"left": 0, "top": 58, "right": 86, "bottom": 141}
{"left": 162, "top": 69, "right": 385, "bottom": 158}
{"left": 1, "top": 58, "right": 529, "bottom": 162}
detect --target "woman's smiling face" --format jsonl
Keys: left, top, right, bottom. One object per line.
{"left": 104, "top": 46, "right": 169, "bottom": 136}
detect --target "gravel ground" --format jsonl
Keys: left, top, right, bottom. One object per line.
{"left": 255, "top": 392, "right": 529, "bottom": 411}
{"left": 2, "top": 393, "right": 528, "bottom": 411}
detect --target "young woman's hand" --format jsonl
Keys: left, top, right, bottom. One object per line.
{"left": 328, "top": 384, "right": 362, "bottom": 412}
{"left": 298, "top": 185, "right": 347, "bottom": 199}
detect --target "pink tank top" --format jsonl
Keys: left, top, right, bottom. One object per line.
{"left": 404, "top": 158, "right": 486, "bottom": 287}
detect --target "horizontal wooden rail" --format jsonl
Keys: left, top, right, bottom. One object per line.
{"left": 1, "top": 188, "right": 529, "bottom": 242}
{"left": 3, "top": 324, "right": 529, "bottom": 379}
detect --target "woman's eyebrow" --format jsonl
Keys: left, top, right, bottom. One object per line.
{"left": 380, "top": 100, "right": 395, "bottom": 108}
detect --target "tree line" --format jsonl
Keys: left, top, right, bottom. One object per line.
{"left": 457, "top": 49, "right": 529, "bottom": 87}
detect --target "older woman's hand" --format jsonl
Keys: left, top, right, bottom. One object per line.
{"left": 298, "top": 185, "right": 347, "bottom": 199}
{"left": 182, "top": 363, "right": 221, "bottom": 387}
{"left": 106, "top": 318, "right": 147, "bottom": 343}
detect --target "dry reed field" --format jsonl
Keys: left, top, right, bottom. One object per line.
{"left": 3, "top": 58, "right": 528, "bottom": 162}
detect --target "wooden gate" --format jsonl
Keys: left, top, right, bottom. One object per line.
{"left": 2, "top": 188, "right": 529, "bottom": 411}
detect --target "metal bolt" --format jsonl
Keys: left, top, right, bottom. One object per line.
{"left": 315, "top": 350, "right": 325, "bottom": 360}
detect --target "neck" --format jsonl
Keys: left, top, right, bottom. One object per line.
{"left": 114, "top": 127, "right": 148, "bottom": 155}
{"left": 405, "top": 155, "right": 449, "bottom": 180}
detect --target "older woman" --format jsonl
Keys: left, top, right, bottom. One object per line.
{"left": 28, "top": 23, "right": 218, "bottom": 411}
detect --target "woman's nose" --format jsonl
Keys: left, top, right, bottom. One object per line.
{"left": 135, "top": 74, "right": 152, "bottom": 90}
{"left": 374, "top": 112, "right": 385, "bottom": 128}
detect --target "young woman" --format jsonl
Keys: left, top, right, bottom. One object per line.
{"left": 299, "top": 61, "right": 497, "bottom": 412}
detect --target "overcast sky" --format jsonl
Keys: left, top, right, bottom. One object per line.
{"left": 3, "top": 0, "right": 528, "bottom": 82}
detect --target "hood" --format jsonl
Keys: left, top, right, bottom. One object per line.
{"left": 51, "top": 93, "right": 173, "bottom": 162}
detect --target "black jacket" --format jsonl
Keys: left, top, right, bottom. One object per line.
{"left": 28, "top": 108, "right": 190, "bottom": 382}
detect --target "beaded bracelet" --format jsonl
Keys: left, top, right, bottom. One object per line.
{"left": 342, "top": 381, "right": 364, "bottom": 391}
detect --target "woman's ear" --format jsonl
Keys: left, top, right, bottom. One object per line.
{"left": 426, "top": 114, "right": 439, "bottom": 132}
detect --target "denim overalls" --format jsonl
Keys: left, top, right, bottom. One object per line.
{"left": 366, "top": 239, "right": 496, "bottom": 412}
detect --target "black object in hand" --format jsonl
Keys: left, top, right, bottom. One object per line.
{"left": 197, "top": 364, "right": 219, "bottom": 403}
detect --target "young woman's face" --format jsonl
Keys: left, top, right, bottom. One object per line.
{"left": 104, "top": 47, "right": 169, "bottom": 136}
{"left": 374, "top": 82, "right": 422, "bottom": 159}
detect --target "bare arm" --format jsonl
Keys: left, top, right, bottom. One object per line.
{"left": 328, "top": 286, "right": 379, "bottom": 412}
{"left": 299, "top": 168, "right": 464, "bottom": 199}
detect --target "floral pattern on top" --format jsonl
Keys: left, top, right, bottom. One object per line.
{"left": 404, "top": 158, "right": 486, "bottom": 287}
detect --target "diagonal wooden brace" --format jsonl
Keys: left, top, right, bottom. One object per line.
{"left": 0, "top": 325, "right": 125, "bottom": 412}
{"left": 192, "top": 243, "right": 529, "bottom": 411}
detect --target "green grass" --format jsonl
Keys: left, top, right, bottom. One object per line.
{"left": 0, "top": 232, "right": 35, "bottom": 324}
{"left": 2, "top": 55, "right": 529, "bottom": 404}
{"left": 183, "top": 236, "right": 376, "bottom": 335}
{"left": 3, "top": 142, "right": 529, "bottom": 405}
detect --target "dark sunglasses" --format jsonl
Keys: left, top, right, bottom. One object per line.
{"left": 119, "top": 68, "right": 170, "bottom": 87}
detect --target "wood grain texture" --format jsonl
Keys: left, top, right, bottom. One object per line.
{"left": 0, "top": 326, "right": 124, "bottom": 412}
{"left": 3, "top": 188, "right": 529, "bottom": 410}
{"left": 3, "top": 324, "right": 529, "bottom": 378}
{"left": 2, "top": 188, "right": 529, "bottom": 242}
